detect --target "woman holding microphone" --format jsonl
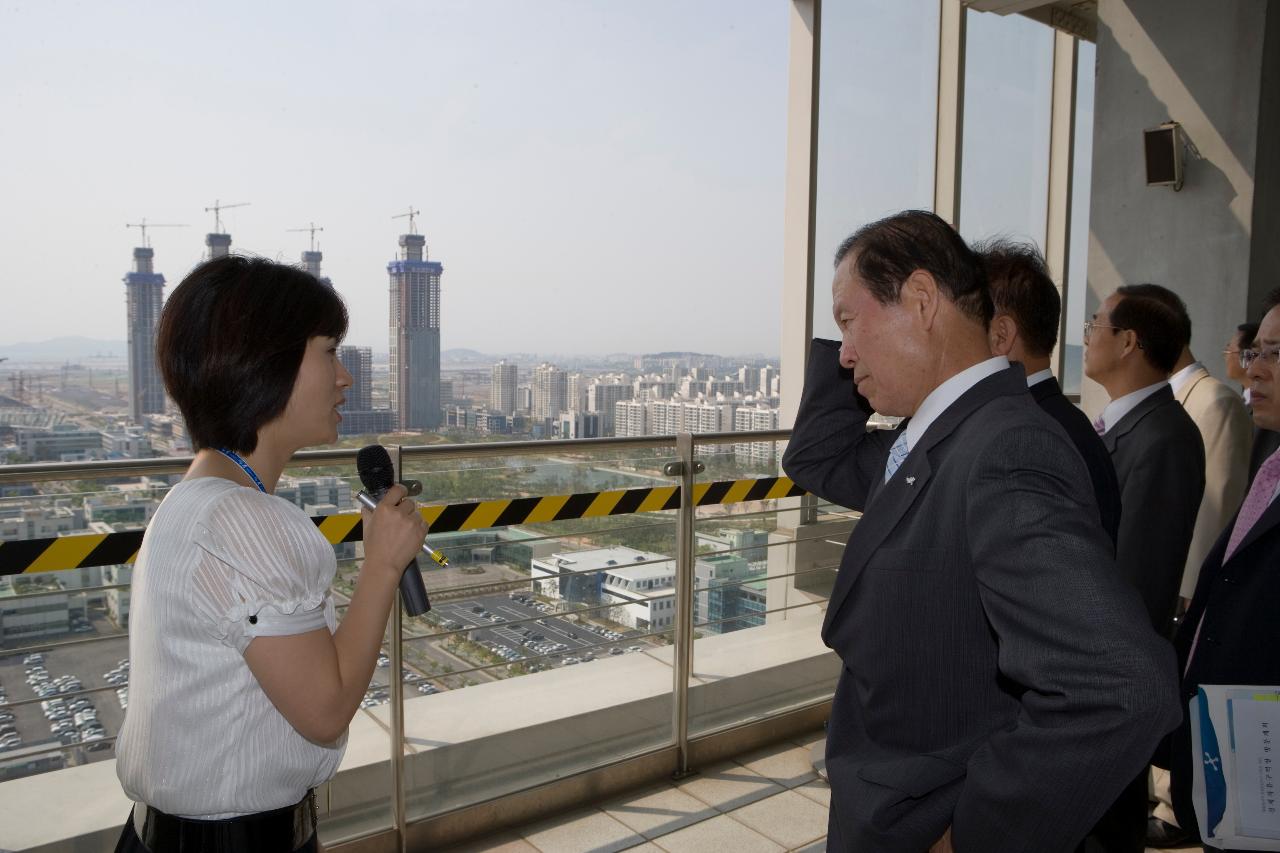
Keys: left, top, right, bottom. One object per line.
{"left": 114, "top": 255, "right": 426, "bottom": 852}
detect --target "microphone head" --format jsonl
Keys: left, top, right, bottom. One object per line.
{"left": 356, "top": 444, "right": 396, "bottom": 493}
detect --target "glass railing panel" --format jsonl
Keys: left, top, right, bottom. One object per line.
{"left": 0, "top": 468, "right": 170, "bottom": 783}
{"left": 397, "top": 443, "right": 681, "bottom": 821}
{"left": 682, "top": 439, "right": 843, "bottom": 737}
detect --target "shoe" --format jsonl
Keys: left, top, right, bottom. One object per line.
{"left": 1145, "top": 816, "right": 1196, "bottom": 848}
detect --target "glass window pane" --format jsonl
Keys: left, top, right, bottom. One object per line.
{"left": 812, "top": 0, "right": 940, "bottom": 338}
{"left": 958, "top": 11, "right": 1054, "bottom": 247}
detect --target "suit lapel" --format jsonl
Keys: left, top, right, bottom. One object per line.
{"left": 1103, "top": 385, "right": 1173, "bottom": 453}
{"left": 821, "top": 367, "right": 1024, "bottom": 640}
{"left": 1227, "top": 486, "right": 1280, "bottom": 563}
{"left": 822, "top": 451, "right": 933, "bottom": 638}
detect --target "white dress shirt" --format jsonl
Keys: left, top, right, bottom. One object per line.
{"left": 1025, "top": 367, "right": 1054, "bottom": 388}
{"left": 900, "top": 356, "right": 1010, "bottom": 455}
{"left": 1096, "top": 381, "right": 1168, "bottom": 435}
{"left": 1169, "top": 361, "right": 1204, "bottom": 397}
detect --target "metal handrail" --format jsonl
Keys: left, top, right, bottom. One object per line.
{"left": 0, "top": 429, "right": 791, "bottom": 484}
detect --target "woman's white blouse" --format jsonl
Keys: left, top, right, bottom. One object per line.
{"left": 115, "top": 477, "right": 346, "bottom": 818}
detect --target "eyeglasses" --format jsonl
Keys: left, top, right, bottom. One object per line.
{"left": 1083, "top": 320, "right": 1120, "bottom": 342}
{"left": 1240, "top": 346, "right": 1280, "bottom": 369}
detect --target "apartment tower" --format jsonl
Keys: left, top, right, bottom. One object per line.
{"left": 491, "top": 360, "right": 518, "bottom": 415}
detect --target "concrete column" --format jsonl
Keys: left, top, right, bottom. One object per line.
{"left": 934, "top": 0, "right": 967, "bottom": 228}
{"left": 779, "top": 0, "right": 820, "bottom": 433}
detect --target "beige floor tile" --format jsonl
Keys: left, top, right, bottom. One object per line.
{"left": 678, "top": 761, "right": 786, "bottom": 813}
{"left": 790, "top": 840, "right": 826, "bottom": 852}
{"left": 449, "top": 829, "right": 541, "bottom": 852}
{"left": 601, "top": 782, "right": 718, "bottom": 839}
{"left": 734, "top": 741, "right": 819, "bottom": 788}
{"left": 522, "top": 807, "right": 647, "bottom": 853}
{"left": 792, "top": 777, "right": 831, "bottom": 810}
{"left": 728, "top": 790, "right": 828, "bottom": 850}
{"left": 620, "top": 844, "right": 665, "bottom": 852}
{"left": 790, "top": 729, "right": 826, "bottom": 753}
{"left": 651, "top": 813, "right": 784, "bottom": 853}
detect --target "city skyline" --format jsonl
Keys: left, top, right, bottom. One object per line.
{"left": 1, "top": 1, "right": 1083, "bottom": 359}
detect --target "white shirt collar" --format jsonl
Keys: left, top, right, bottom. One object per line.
{"left": 1097, "top": 380, "right": 1168, "bottom": 434}
{"left": 1169, "top": 362, "right": 1204, "bottom": 396}
{"left": 903, "top": 357, "right": 1010, "bottom": 452}
{"left": 1025, "top": 368, "right": 1054, "bottom": 388}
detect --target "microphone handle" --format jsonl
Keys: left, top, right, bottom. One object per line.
{"left": 355, "top": 490, "right": 431, "bottom": 616}
{"left": 398, "top": 557, "right": 431, "bottom": 616}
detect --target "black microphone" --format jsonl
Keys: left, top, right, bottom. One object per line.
{"left": 356, "top": 444, "right": 431, "bottom": 616}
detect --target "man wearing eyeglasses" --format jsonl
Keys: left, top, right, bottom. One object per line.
{"left": 1083, "top": 288, "right": 1206, "bottom": 636}
{"left": 1164, "top": 303, "right": 1280, "bottom": 849}
{"left": 1113, "top": 285, "right": 1253, "bottom": 622}
{"left": 784, "top": 211, "right": 1179, "bottom": 852}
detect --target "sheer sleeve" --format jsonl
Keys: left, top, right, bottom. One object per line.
{"left": 189, "top": 489, "right": 337, "bottom": 654}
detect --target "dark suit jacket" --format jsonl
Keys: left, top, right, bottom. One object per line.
{"left": 783, "top": 340, "right": 1180, "bottom": 853}
{"left": 1030, "top": 376, "right": 1121, "bottom": 545}
{"left": 1169, "top": 456, "right": 1280, "bottom": 837}
{"left": 1102, "top": 386, "right": 1205, "bottom": 632}
{"left": 1248, "top": 427, "right": 1280, "bottom": 484}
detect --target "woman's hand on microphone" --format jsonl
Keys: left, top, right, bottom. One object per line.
{"left": 360, "top": 483, "right": 428, "bottom": 583}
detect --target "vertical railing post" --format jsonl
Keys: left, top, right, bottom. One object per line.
{"left": 668, "top": 432, "right": 700, "bottom": 777}
{"left": 389, "top": 444, "right": 408, "bottom": 852}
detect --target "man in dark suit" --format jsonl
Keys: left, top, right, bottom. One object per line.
{"left": 1167, "top": 302, "right": 1280, "bottom": 850}
{"left": 979, "top": 239, "right": 1120, "bottom": 544}
{"left": 1083, "top": 287, "right": 1206, "bottom": 636}
{"left": 783, "top": 211, "right": 1180, "bottom": 852}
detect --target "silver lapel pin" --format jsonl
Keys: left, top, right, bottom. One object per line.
{"left": 905, "top": 476, "right": 916, "bottom": 485}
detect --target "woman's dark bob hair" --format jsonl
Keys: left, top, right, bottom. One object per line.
{"left": 156, "top": 255, "right": 348, "bottom": 454}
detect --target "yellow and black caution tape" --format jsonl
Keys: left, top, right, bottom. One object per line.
{"left": 0, "top": 477, "right": 805, "bottom": 576}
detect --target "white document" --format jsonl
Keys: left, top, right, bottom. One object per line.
{"left": 1192, "top": 685, "right": 1280, "bottom": 850}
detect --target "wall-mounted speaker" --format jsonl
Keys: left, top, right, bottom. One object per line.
{"left": 1144, "top": 122, "right": 1184, "bottom": 191}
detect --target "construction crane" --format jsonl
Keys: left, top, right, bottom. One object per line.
{"left": 287, "top": 222, "right": 324, "bottom": 251}
{"left": 126, "top": 219, "right": 189, "bottom": 248}
{"left": 204, "top": 199, "right": 250, "bottom": 233}
{"left": 393, "top": 206, "right": 420, "bottom": 235}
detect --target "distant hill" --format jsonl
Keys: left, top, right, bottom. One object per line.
{"left": 0, "top": 337, "right": 126, "bottom": 362}
{"left": 441, "top": 348, "right": 492, "bottom": 364}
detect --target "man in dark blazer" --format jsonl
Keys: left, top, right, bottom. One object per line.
{"left": 1083, "top": 287, "right": 1206, "bottom": 635}
{"left": 1167, "top": 302, "right": 1280, "bottom": 850}
{"left": 979, "top": 239, "right": 1120, "bottom": 544}
{"left": 783, "top": 211, "right": 1180, "bottom": 852}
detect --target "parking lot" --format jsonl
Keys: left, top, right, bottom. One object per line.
{"left": 0, "top": 617, "right": 129, "bottom": 773}
{"left": 433, "top": 593, "right": 650, "bottom": 671}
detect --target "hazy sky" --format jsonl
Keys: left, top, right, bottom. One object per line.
{"left": 1, "top": 1, "right": 1086, "bottom": 356}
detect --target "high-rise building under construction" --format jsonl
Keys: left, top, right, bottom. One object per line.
{"left": 123, "top": 247, "right": 166, "bottom": 421}
{"left": 388, "top": 232, "right": 443, "bottom": 430}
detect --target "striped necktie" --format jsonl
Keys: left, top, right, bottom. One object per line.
{"left": 1092, "top": 415, "right": 1106, "bottom": 436}
{"left": 884, "top": 432, "right": 910, "bottom": 483}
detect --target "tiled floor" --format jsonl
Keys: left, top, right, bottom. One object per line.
{"left": 452, "top": 729, "right": 1205, "bottom": 852}
{"left": 454, "top": 734, "right": 826, "bottom": 853}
